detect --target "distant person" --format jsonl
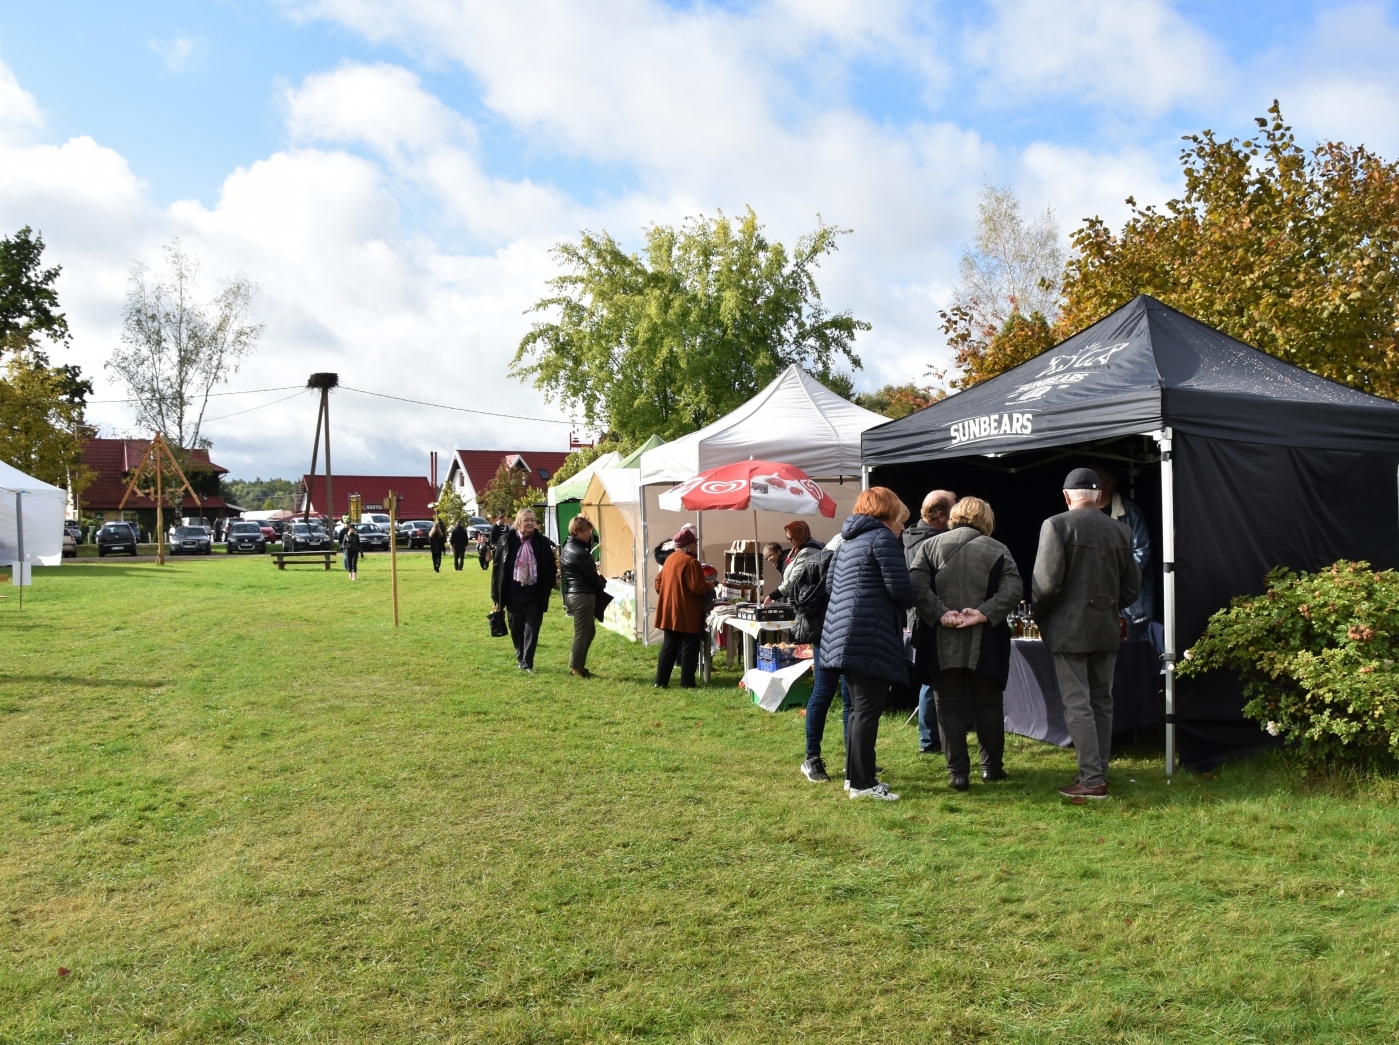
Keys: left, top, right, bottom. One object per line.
{"left": 909, "top": 496, "right": 1021, "bottom": 791}
{"left": 821, "top": 487, "right": 916, "bottom": 802}
{"left": 903, "top": 489, "right": 956, "bottom": 755}
{"left": 560, "top": 514, "right": 607, "bottom": 678}
{"left": 450, "top": 519, "right": 470, "bottom": 570}
{"left": 429, "top": 520, "right": 447, "bottom": 573}
{"left": 1093, "top": 465, "right": 1152, "bottom": 638}
{"left": 491, "top": 508, "right": 557, "bottom": 672}
{"left": 1032, "top": 468, "right": 1141, "bottom": 800}
{"left": 653, "top": 528, "right": 716, "bottom": 689}
{"left": 342, "top": 523, "right": 362, "bottom": 581}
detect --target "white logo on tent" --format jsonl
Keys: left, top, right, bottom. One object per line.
{"left": 948, "top": 412, "right": 1034, "bottom": 446}
{"left": 1005, "top": 341, "right": 1129, "bottom": 405}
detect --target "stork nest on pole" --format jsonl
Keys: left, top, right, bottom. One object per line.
{"left": 307, "top": 372, "right": 340, "bottom": 390}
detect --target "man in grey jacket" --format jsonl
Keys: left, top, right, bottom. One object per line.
{"left": 1032, "top": 468, "right": 1142, "bottom": 799}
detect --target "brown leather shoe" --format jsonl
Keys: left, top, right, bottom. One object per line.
{"left": 1058, "top": 782, "right": 1109, "bottom": 799}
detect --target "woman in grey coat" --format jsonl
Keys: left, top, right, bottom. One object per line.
{"left": 909, "top": 496, "right": 1022, "bottom": 791}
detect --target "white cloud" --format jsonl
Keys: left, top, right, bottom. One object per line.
{"left": 151, "top": 36, "right": 204, "bottom": 74}
{"left": 964, "top": 0, "right": 1228, "bottom": 114}
{"left": 0, "top": 59, "right": 43, "bottom": 146}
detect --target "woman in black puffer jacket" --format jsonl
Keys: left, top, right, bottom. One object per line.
{"left": 822, "top": 487, "right": 916, "bottom": 801}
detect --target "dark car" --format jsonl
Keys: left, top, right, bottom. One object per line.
{"left": 400, "top": 519, "right": 435, "bottom": 548}
{"left": 96, "top": 522, "right": 139, "bottom": 557}
{"left": 266, "top": 519, "right": 288, "bottom": 539}
{"left": 225, "top": 520, "right": 268, "bottom": 554}
{"left": 353, "top": 522, "right": 391, "bottom": 552}
{"left": 169, "top": 525, "right": 212, "bottom": 555}
{"left": 65, "top": 523, "right": 83, "bottom": 543}
{"left": 283, "top": 522, "right": 332, "bottom": 552}
{"left": 465, "top": 516, "right": 491, "bottom": 540}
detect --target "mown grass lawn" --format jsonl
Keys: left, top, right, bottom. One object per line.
{"left": 2, "top": 553, "right": 1398, "bottom": 1043}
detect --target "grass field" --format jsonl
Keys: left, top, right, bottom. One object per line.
{"left": 3, "top": 554, "right": 1399, "bottom": 1043}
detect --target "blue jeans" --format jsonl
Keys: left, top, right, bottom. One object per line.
{"left": 805, "top": 644, "right": 850, "bottom": 760}
{"left": 918, "top": 683, "right": 941, "bottom": 751}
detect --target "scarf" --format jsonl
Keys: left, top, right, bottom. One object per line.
{"left": 513, "top": 532, "right": 538, "bottom": 586}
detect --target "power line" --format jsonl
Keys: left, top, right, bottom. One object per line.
{"left": 88, "top": 384, "right": 304, "bottom": 405}
{"left": 337, "top": 385, "right": 574, "bottom": 425}
{"left": 202, "top": 389, "right": 310, "bottom": 423}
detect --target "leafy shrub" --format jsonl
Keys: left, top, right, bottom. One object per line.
{"left": 1180, "top": 561, "right": 1399, "bottom": 764}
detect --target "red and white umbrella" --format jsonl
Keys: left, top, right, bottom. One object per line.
{"left": 658, "top": 460, "right": 837, "bottom": 517}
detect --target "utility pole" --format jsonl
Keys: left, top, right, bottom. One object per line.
{"left": 305, "top": 373, "right": 339, "bottom": 526}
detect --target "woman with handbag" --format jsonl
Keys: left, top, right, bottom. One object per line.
{"left": 908, "top": 496, "right": 1022, "bottom": 791}
{"left": 490, "top": 508, "right": 557, "bottom": 672}
{"left": 560, "top": 514, "right": 609, "bottom": 678}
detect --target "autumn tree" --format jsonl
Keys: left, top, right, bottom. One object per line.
{"left": 949, "top": 104, "right": 1399, "bottom": 396}
{"left": 852, "top": 382, "right": 944, "bottom": 419}
{"left": 514, "top": 208, "right": 869, "bottom": 444}
{"left": 479, "top": 460, "right": 535, "bottom": 520}
{"left": 939, "top": 187, "right": 1064, "bottom": 387}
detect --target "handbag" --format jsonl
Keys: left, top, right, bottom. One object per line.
{"left": 488, "top": 608, "right": 508, "bottom": 638}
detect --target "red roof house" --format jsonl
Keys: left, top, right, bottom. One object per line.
{"left": 298, "top": 474, "right": 438, "bottom": 520}
{"left": 443, "top": 450, "right": 571, "bottom": 514}
{"left": 79, "top": 438, "right": 230, "bottom": 516}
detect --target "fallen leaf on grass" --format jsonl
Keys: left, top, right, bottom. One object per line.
{"left": 652, "top": 722, "right": 662, "bottom": 728}
{"left": 57, "top": 967, "right": 70, "bottom": 977}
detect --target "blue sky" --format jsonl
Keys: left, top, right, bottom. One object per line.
{"left": 0, "top": 1, "right": 1396, "bottom": 478}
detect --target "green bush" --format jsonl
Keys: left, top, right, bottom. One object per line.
{"left": 1180, "top": 561, "right": 1399, "bottom": 763}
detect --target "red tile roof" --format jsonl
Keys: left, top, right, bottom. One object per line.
{"left": 453, "top": 450, "right": 571, "bottom": 494}
{"left": 299, "top": 474, "right": 438, "bottom": 520}
{"left": 80, "top": 438, "right": 230, "bottom": 511}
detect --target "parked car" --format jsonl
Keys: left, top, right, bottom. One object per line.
{"left": 169, "top": 525, "right": 212, "bottom": 555}
{"left": 399, "top": 519, "right": 435, "bottom": 548}
{"left": 266, "top": 519, "right": 288, "bottom": 539}
{"left": 64, "top": 522, "right": 83, "bottom": 544}
{"left": 363, "top": 512, "right": 393, "bottom": 532}
{"left": 225, "top": 520, "right": 268, "bottom": 554}
{"left": 96, "top": 522, "right": 139, "bottom": 557}
{"left": 62, "top": 532, "right": 77, "bottom": 557}
{"left": 353, "top": 522, "right": 391, "bottom": 552}
{"left": 283, "top": 522, "right": 333, "bottom": 552}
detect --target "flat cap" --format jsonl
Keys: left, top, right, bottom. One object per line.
{"left": 1063, "top": 467, "right": 1101, "bottom": 490}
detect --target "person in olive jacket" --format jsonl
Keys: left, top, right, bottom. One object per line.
{"left": 909, "top": 496, "right": 1022, "bottom": 791}
{"left": 491, "top": 508, "right": 558, "bottom": 672}
{"left": 821, "top": 487, "right": 916, "bottom": 802}
{"left": 450, "top": 519, "right": 470, "bottom": 570}
{"left": 560, "top": 514, "right": 607, "bottom": 678}
{"left": 1033, "top": 467, "right": 1141, "bottom": 800}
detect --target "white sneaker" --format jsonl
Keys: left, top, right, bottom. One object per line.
{"left": 849, "top": 782, "right": 899, "bottom": 801}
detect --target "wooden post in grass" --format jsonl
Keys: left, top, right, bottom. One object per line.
{"left": 386, "top": 489, "right": 400, "bottom": 627}
{"left": 118, "top": 433, "right": 200, "bottom": 567}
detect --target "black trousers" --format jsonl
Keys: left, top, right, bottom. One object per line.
{"left": 843, "top": 672, "right": 890, "bottom": 791}
{"left": 431, "top": 546, "right": 444, "bottom": 571}
{"left": 506, "top": 592, "right": 546, "bottom": 669}
{"left": 933, "top": 668, "right": 1005, "bottom": 777}
{"left": 655, "top": 630, "right": 700, "bottom": 688}
{"left": 453, "top": 547, "right": 466, "bottom": 569}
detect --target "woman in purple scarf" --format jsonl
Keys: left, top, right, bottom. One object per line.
{"left": 490, "top": 508, "right": 558, "bottom": 672}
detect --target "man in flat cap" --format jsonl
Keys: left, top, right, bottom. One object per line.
{"left": 1032, "top": 468, "right": 1142, "bottom": 799}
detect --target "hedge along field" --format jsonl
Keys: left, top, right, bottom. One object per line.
{"left": 2, "top": 554, "right": 1399, "bottom": 1043}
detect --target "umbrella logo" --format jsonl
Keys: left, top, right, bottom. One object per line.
{"left": 700, "top": 479, "right": 747, "bottom": 495}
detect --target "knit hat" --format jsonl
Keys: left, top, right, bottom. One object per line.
{"left": 672, "top": 527, "right": 697, "bottom": 546}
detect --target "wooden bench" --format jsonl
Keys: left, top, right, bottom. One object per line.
{"left": 272, "top": 550, "right": 336, "bottom": 571}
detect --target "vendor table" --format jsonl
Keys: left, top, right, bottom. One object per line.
{"left": 1002, "top": 638, "right": 1160, "bottom": 747}
{"left": 719, "top": 615, "right": 796, "bottom": 671}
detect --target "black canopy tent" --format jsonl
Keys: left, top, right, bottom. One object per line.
{"left": 861, "top": 295, "right": 1399, "bottom": 771}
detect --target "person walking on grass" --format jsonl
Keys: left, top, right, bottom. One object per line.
{"left": 1032, "top": 468, "right": 1141, "bottom": 800}
{"left": 820, "top": 487, "right": 916, "bottom": 802}
{"left": 450, "top": 519, "right": 469, "bottom": 570}
{"left": 560, "top": 514, "right": 607, "bottom": 678}
{"left": 491, "top": 508, "right": 557, "bottom": 672}
{"left": 429, "top": 520, "right": 447, "bottom": 573}
{"left": 653, "top": 528, "right": 715, "bottom": 689}
{"left": 342, "top": 523, "right": 362, "bottom": 581}
{"left": 909, "top": 496, "right": 1021, "bottom": 792}
{"left": 904, "top": 489, "right": 956, "bottom": 755}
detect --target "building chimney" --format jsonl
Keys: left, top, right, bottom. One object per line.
{"left": 430, "top": 451, "right": 438, "bottom": 489}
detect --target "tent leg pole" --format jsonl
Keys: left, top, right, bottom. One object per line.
{"left": 1156, "top": 427, "right": 1176, "bottom": 779}
{"left": 861, "top": 466, "right": 870, "bottom": 491}
{"left": 15, "top": 491, "right": 23, "bottom": 610}
{"left": 697, "top": 509, "right": 709, "bottom": 683}
{"left": 639, "top": 485, "right": 650, "bottom": 647}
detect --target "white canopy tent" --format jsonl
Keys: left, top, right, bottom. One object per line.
{"left": 0, "top": 461, "right": 67, "bottom": 580}
{"left": 635, "top": 366, "right": 888, "bottom": 642}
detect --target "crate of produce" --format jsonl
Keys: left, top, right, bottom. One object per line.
{"left": 757, "top": 643, "right": 798, "bottom": 671}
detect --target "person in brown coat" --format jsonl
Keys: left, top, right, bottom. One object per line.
{"left": 653, "top": 527, "right": 715, "bottom": 688}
